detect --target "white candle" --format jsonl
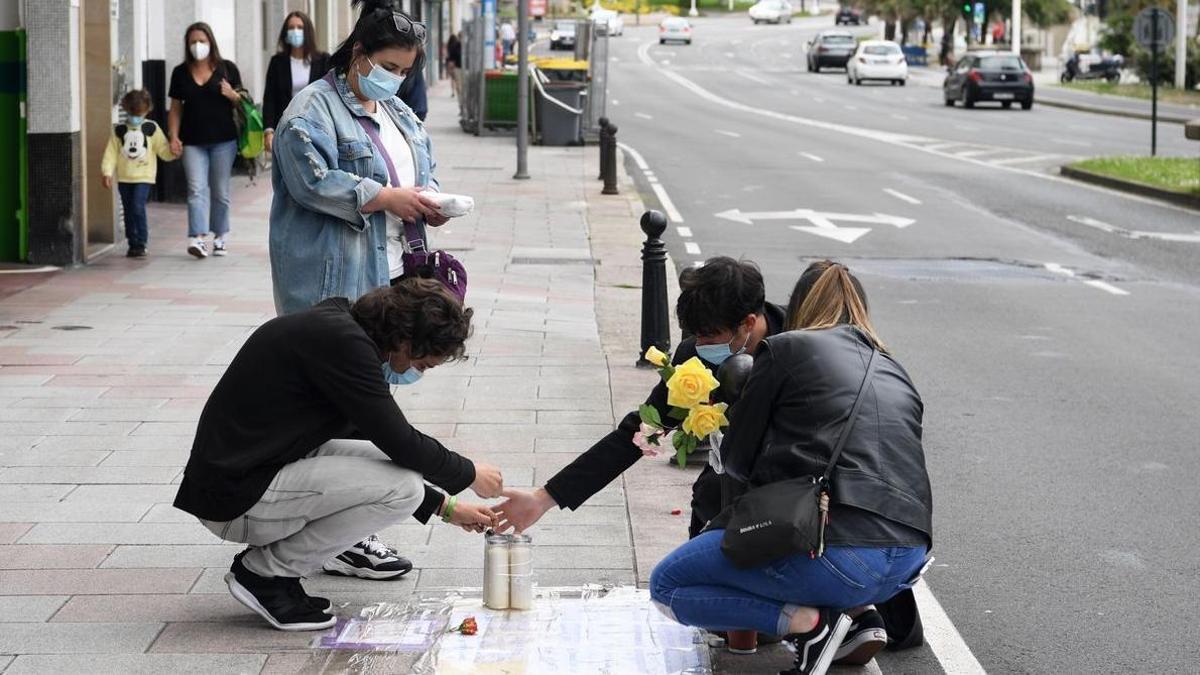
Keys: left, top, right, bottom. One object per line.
{"left": 509, "top": 534, "right": 533, "bottom": 610}
{"left": 484, "top": 534, "right": 510, "bottom": 610}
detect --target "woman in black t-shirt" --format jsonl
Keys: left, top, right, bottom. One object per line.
{"left": 167, "top": 22, "right": 243, "bottom": 260}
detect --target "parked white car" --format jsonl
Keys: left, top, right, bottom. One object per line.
{"left": 659, "top": 17, "right": 692, "bottom": 45}
{"left": 590, "top": 7, "right": 624, "bottom": 36}
{"left": 749, "top": 0, "right": 793, "bottom": 24}
{"left": 847, "top": 40, "right": 908, "bottom": 85}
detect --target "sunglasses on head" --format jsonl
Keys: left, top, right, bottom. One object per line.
{"left": 391, "top": 13, "right": 427, "bottom": 43}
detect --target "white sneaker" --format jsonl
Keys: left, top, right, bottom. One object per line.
{"left": 187, "top": 238, "right": 209, "bottom": 259}
{"left": 212, "top": 238, "right": 228, "bottom": 257}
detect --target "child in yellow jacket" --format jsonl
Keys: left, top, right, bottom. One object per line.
{"left": 101, "top": 90, "right": 177, "bottom": 258}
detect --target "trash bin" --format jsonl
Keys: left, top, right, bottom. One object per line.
{"left": 485, "top": 70, "right": 519, "bottom": 124}
{"left": 537, "top": 82, "right": 584, "bottom": 146}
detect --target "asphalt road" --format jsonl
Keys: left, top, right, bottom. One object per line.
{"left": 601, "top": 14, "right": 1200, "bottom": 674}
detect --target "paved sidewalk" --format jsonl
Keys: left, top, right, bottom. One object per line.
{"left": 0, "top": 83, "right": 708, "bottom": 673}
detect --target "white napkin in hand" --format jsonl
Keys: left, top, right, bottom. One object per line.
{"left": 424, "top": 192, "right": 475, "bottom": 218}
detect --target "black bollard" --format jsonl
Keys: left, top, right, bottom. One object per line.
{"left": 637, "top": 210, "right": 670, "bottom": 368}
{"left": 601, "top": 123, "right": 620, "bottom": 195}
{"left": 597, "top": 117, "right": 610, "bottom": 181}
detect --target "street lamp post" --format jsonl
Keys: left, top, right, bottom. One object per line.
{"left": 689, "top": 0, "right": 698, "bottom": 17}
{"left": 1011, "top": 0, "right": 1021, "bottom": 55}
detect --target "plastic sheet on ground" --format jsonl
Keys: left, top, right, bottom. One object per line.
{"left": 299, "top": 585, "right": 712, "bottom": 675}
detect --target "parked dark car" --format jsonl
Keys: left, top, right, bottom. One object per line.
{"left": 806, "top": 31, "right": 857, "bottom": 72}
{"left": 550, "top": 20, "right": 577, "bottom": 50}
{"left": 835, "top": 6, "right": 866, "bottom": 24}
{"left": 944, "top": 52, "right": 1034, "bottom": 109}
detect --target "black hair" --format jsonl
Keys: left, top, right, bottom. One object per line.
{"left": 277, "top": 11, "right": 319, "bottom": 61}
{"left": 676, "top": 257, "right": 766, "bottom": 337}
{"left": 351, "top": 278, "right": 474, "bottom": 361}
{"left": 330, "top": 0, "right": 425, "bottom": 75}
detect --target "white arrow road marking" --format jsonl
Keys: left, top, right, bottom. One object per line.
{"left": 884, "top": 188, "right": 922, "bottom": 205}
{"left": 715, "top": 209, "right": 914, "bottom": 229}
{"left": 1067, "top": 215, "right": 1200, "bottom": 243}
{"left": 791, "top": 222, "right": 873, "bottom": 244}
{"left": 1045, "top": 262, "right": 1130, "bottom": 296}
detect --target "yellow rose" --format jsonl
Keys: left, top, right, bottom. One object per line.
{"left": 666, "top": 357, "right": 720, "bottom": 409}
{"left": 682, "top": 402, "right": 729, "bottom": 438}
{"left": 644, "top": 346, "right": 669, "bottom": 368}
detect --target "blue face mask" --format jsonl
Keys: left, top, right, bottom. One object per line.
{"left": 128, "top": 115, "right": 145, "bottom": 126}
{"left": 286, "top": 29, "right": 305, "bottom": 48}
{"left": 696, "top": 330, "right": 750, "bottom": 366}
{"left": 357, "top": 56, "right": 405, "bottom": 101}
{"left": 382, "top": 361, "right": 423, "bottom": 386}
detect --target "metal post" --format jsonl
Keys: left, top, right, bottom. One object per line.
{"left": 1151, "top": 11, "right": 1159, "bottom": 158}
{"left": 1175, "top": 0, "right": 1186, "bottom": 90}
{"left": 637, "top": 210, "right": 670, "bottom": 368}
{"left": 1011, "top": 0, "right": 1020, "bottom": 54}
{"left": 597, "top": 117, "right": 609, "bottom": 180}
{"left": 515, "top": 0, "right": 530, "bottom": 179}
{"left": 602, "top": 123, "right": 619, "bottom": 195}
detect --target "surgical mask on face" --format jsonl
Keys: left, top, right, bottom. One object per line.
{"left": 190, "top": 41, "right": 211, "bottom": 61}
{"left": 286, "top": 29, "right": 305, "bottom": 48}
{"left": 382, "top": 361, "right": 423, "bottom": 386}
{"left": 128, "top": 115, "right": 145, "bottom": 126}
{"left": 357, "top": 55, "right": 405, "bottom": 101}
{"left": 696, "top": 330, "right": 750, "bottom": 366}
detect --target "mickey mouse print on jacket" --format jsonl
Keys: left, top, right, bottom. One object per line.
{"left": 101, "top": 119, "right": 177, "bottom": 184}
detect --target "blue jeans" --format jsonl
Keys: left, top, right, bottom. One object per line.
{"left": 182, "top": 140, "right": 237, "bottom": 238}
{"left": 117, "top": 182, "right": 151, "bottom": 248}
{"left": 650, "top": 530, "right": 927, "bottom": 635}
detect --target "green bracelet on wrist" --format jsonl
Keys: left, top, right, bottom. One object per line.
{"left": 441, "top": 495, "right": 458, "bottom": 523}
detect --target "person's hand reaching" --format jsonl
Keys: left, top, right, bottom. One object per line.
{"left": 450, "top": 501, "right": 499, "bottom": 533}
{"left": 470, "top": 463, "right": 504, "bottom": 499}
{"left": 494, "top": 487, "right": 557, "bottom": 534}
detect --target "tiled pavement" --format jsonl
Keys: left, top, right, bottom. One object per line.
{"left": 0, "top": 86, "right": 705, "bottom": 673}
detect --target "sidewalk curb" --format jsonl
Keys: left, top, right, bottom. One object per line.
{"left": 1037, "top": 95, "right": 1192, "bottom": 125}
{"left": 1059, "top": 164, "right": 1200, "bottom": 210}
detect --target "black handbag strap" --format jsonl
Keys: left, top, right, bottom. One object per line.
{"left": 822, "top": 347, "right": 879, "bottom": 483}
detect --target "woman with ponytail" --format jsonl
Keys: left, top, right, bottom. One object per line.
{"left": 650, "top": 261, "right": 933, "bottom": 675}
{"left": 269, "top": 0, "right": 448, "bottom": 318}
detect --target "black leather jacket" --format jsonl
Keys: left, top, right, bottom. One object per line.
{"left": 720, "top": 326, "right": 933, "bottom": 547}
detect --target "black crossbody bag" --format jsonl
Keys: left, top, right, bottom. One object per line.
{"left": 720, "top": 348, "right": 879, "bottom": 569}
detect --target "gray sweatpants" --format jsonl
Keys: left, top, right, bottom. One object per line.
{"left": 200, "top": 439, "right": 426, "bottom": 578}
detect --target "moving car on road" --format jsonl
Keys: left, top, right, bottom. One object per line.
{"left": 590, "top": 6, "right": 625, "bottom": 36}
{"left": 944, "top": 51, "right": 1034, "bottom": 109}
{"left": 749, "top": 0, "right": 793, "bottom": 24}
{"left": 550, "top": 20, "right": 578, "bottom": 50}
{"left": 835, "top": 6, "right": 867, "bottom": 24}
{"left": 659, "top": 17, "right": 693, "bottom": 45}
{"left": 847, "top": 40, "right": 907, "bottom": 85}
{"left": 806, "top": 30, "right": 856, "bottom": 72}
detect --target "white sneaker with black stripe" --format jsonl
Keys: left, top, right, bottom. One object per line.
{"left": 322, "top": 535, "right": 413, "bottom": 580}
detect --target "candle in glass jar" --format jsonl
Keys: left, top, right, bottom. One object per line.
{"left": 483, "top": 533, "right": 510, "bottom": 610}
{"left": 508, "top": 534, "right": 533, "bottom": 610}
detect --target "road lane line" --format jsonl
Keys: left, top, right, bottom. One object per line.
{"left": 651, "top": 183, "right": 684, "bottom": 223}
{"left": 955, "top": 148, "right": 1011, "bottom": 158}
{"left": 611, "top": 99, "right": 620, "bottom": 106}
{"left": 684, "top": 242, "right": 702, "bottom": 255}
{"left": 990, "top": 154, "right": 1060, "bottom": 165}
{"left": 800, "top": 152, "right": 824, "bottom": 162}
{"left": 891, "top": 113, "right": 910, "bottom": 120}
{"left": 912, "top": 580, "right": 988, "bottom": 675}
{"left": 1066, "top": 215, "right": 1200, "bottom": 243}
{"left": 676, "top": 226, "right": 693, "bottom": 237}
{"left": 1085, "top": 280, "right": 1131, "bottom": 296}
{"left": 716, "top": 129, "right": 742, "bottom": 138}
{"left": 737, "top": 69, "right": 772, "bottom": 85}
{"left": 884, "top": 188, "right": 921, "bottom": 205}
{"left": 635, "top": 112, "right": 654, "bottom": 120}
{"left": 617, "top": 141, "right": 650, "bottom": 171}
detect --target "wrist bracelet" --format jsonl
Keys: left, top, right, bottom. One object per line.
{"left": 441, "top": 495, "right": 458, "bottom": 523}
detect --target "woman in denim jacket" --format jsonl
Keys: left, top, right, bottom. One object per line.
{"left": 269, "top": 0, "right": 448, "bottom": 317}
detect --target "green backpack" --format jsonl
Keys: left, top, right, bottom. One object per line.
{"left": 233, "top": 92, "right": 265, "bottom": 160}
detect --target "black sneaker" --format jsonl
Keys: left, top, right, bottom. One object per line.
{"left": 232, "top": 549, "right": 331, "bottom": 614}
{"left": 225, "top": 554, "right": 335, "bottom": 631}
{"left": 833, "top": 608, "right": 888, "bottom": 666}
{"left": 323, "top": 535, "right": 413, "bottom": 580}
{"left": 126, "top": 246, "right": 147, "bottom": 258}
{"left": 780, "top": 609, "right": 852, "bottom": 675}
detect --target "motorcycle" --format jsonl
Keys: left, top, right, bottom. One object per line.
{"left": 1061, "top": 52, "right": 1124, "bottom": 83}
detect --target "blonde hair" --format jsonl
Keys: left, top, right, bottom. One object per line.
{"left": 787, "top": 261, "right": 887, "bottom": 353}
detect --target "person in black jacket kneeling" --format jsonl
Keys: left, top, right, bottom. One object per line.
{"left": 262, "top": 11, "right": 331, "bottom": 154}
{"left": 174, "top": 279, "right": 504, "bottom": 632}
{"left": 649, "top": 261, "right": 933, "bottom": 675}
